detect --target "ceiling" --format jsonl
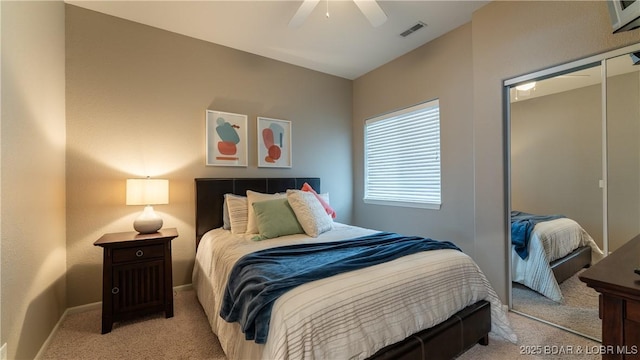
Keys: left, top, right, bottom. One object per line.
{"left": 65, "top": 0, "right": 489, "bottom": 80}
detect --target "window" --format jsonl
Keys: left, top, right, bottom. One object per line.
{"left": 364, "top": 99, "right": 441, "bottom": 209}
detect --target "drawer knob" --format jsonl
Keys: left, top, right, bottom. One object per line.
{"left": 111, "top": 287, "right": 120, "bottom": 295}
{"left": 136, "top": 249, "right": 144, "bottom": 257}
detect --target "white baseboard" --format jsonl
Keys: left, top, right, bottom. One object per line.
{"left": 33, "top": 306, "right": 74, "bottom": 360}
{"left": 173, "top": 283, "right": 193, "bottom": 292}
{"left": 66, "top": 301, "right": 102, "bottom": 315}
{"left": 34, "top": 284, "right": 193, "bottom": 360}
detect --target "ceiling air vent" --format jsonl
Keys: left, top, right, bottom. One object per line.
{"left": 400, "top": 21, "right": 427, "bottom": 37}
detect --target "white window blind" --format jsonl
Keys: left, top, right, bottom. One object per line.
{"left": 364, "top": 99, "right": 441, "bottom": 209}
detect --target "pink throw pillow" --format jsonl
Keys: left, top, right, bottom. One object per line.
{"left": 301, "top": 182, "right": 336, "bottom": 219}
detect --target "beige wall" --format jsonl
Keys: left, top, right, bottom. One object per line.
{"left": 65, "top": 5, "right": 353, "bottom": 307}
{"left": 1, "top": 1, "right": 67, "bottom": 359}
{"left": 1, "top": 0, "right": 3, "bottom": 349}
{"left": 472, "top": 0, "right": 638, "bottom": 300}
{"left": 353, "top": 23, "right": 476, "bottom": 253}
{"left": 607, "top": 72, "right": 640, "bottom": 252}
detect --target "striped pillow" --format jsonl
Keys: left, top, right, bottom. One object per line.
{"left": 225, "top": 194, "right": 248, "bottom": 234}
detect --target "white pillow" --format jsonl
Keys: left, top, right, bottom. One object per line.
{"left": 225, "top": 194, "right": 248, "bottom": 234}
{"left": 286, "top": 190, "right": 333, "bottom": 237}
{"left": 245, "top": 190, "right": 287, "bottom": 234}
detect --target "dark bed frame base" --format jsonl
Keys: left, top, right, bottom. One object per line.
{"left": 550, "top": 245, "right": 591, "bottom": 284}
{"left": 194, "top": 177, "right": 491, "bottom": 360}
{"left": 368, "top": 300, "right": 491, "bottom": 360}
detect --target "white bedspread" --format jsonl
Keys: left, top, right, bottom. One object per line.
{"left": 511, "top": 218, "right": 604, "bottom": 302}
{"left": 193, "top": 223, "right": 517, "bottom": 360}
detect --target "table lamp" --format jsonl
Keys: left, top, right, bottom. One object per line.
{"left": 126, "top": 178, "right": 169, "bottom": 234}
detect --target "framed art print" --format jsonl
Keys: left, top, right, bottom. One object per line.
{"left": 257, "top": 117, "right": 292, "bottom": 168}
{"left": 206, "top": 110, "right": 248, "bottom": 167}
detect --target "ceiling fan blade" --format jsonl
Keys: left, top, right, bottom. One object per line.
{"left": 353, "top": 0, "right": 387, "bottom": 27}
{"left": 289, "top": 0, "right": 320, "bottom": 28}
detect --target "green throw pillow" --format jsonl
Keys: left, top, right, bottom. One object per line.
{"left": 251, "top": 198, "right": 304, "bottom": 240}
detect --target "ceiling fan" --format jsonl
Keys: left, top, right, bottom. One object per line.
{"left": 289, "top": 0, "right": 388, "bottom": 28}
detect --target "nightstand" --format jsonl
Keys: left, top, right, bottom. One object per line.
{"left": 94, "top": 228, "right": 178, "bottom": 334}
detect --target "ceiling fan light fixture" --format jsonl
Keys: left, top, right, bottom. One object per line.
{"left": 289, "top": 0, "right": 387, "bottom": 28}
{"left": 289, "top": 0, "right": 321, "bottom": 28}
{"left": 353, "top": 0, "right": 387, "bottom": 27}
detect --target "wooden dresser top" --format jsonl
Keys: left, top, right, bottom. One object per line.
{"left": 580, "top": 234, "right": 640, "bottom": 300}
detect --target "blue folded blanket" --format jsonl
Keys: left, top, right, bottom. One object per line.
{"left": 220, "top": 231, "right": 461, "bottom": 344}
{"left": 511, "top": 211, "right": 565, "bottom": 260}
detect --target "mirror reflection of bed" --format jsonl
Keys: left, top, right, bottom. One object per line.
{"left": 510, "top": 211, "right": 603, "bottom": 340}
{"left": 507, "top": 44, "right": 640, "bottom": 342}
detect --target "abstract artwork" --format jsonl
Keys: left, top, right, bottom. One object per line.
{"left": 257, "top": 117, "right": 292, "bottom": 168}
{"left": 206, "top": 110, "right": 248, "bottom": 167}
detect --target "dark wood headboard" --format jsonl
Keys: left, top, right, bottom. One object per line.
{"left": 194, "top": 177, "right": 321, "bottom": 248}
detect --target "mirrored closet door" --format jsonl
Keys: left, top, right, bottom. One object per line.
{"left": 506, "top": 43, "right": 640, "bottom": 342}
{"left": 606, "top": 52, "right": 640, "bottom": 254}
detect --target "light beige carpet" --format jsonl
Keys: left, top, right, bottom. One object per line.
{"left": 40, "top": 289, "right": 600, "bottom": 359}
{"left": 459, "top": 310, "right": 600, "bottom": 360}
{"left": 40, "top": 289, "right": 226, "bottom": 360}
{"left": 512, "top": 269, "right": 601, "bottom": 341}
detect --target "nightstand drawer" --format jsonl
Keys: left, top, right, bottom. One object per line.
{"left": 112, "top": 244, "right": 164, "bottom": 263}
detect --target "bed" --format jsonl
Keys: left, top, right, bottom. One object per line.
{"left": 510, "top": 211, "right": 604, "bottom": 302}
{"left": 192, "top": 177, "right": 516, "bottom": 359}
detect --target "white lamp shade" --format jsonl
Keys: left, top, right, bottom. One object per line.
{"left": 126, "top": 178, "right": 169, "bottom": 205}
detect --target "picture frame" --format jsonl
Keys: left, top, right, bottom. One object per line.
{"left": 257, "top": 117, "right": 292, "bottom": 168}
{"left": 206, "top": 110, "right": 248, "bottom": 167}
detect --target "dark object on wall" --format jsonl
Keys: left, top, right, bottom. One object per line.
{"left": 607, "top": 0, "right": 640, "bottom": 33}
